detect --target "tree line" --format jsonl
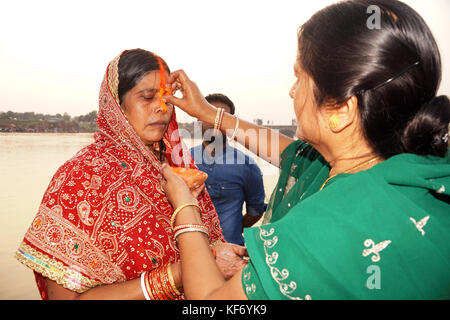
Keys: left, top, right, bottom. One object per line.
{"left": 0, "top": 110, "right": 98, "bottom": 133}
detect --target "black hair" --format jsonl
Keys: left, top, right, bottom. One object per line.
{"left": 298, "top": 0, "right": 449, "bottom": 158}
{"left": 117, "top": 49, "right": 170, "bottom": 105}
{"left": 205, "top": 93, "right": 236, "bottom": 115}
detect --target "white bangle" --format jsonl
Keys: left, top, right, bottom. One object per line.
{"left": 140, "top": 272, "right": 151, "bottom": 300}
{"left": 174, "top": 227, "right": 209, "bottom": 242}
{"left": 227, "top": 116, "right": 239, "bottom": 142}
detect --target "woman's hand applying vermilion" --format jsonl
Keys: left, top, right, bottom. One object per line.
{"left": 163, "top": 70, "right": 215, "bottom": 122}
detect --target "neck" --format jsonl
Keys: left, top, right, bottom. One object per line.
{"left": 315, "top": 136, "right": 379, "bottom": 177}
{"left": 147, "top": 142, "right": 164, "bottom": 162}
{"left": 328, "top": 152, "right": 379, "bottom": 177}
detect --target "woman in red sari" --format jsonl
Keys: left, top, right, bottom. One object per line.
{"left": 15, "top": 49, "right": 246, "bottom": 299}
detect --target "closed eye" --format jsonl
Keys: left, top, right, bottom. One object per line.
{"left": 141, "top": 94, "right": 156, "bottom": 101}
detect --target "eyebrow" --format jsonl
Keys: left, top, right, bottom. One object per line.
{"left": 136, "top": 88, "right": 159, "bottom": 94}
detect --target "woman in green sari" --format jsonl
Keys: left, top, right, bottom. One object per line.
{"left": 161, "top": 0, "right": 450, "bottom": 299}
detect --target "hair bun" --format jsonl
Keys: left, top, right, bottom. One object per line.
{"left": 401, "top": 95, "right": 450, "bottom": 157}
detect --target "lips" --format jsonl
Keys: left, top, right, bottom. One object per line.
{"left": 146, "top": 121, "right": 168, "bottom": 128}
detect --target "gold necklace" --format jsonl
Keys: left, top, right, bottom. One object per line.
{"left": 319, "top": 156, "right": 379, "bottom": 191}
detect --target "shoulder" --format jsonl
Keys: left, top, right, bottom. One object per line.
{"left": 280, "top": 140, "right": 323, "bottom": 167}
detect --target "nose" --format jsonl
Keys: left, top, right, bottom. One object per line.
{"left": 153, "top": 95, "right": 168, "bottom": 112}
{"left": 289, "top": 83, "right": 296, "bottom": 99}
{"left": 289, "top": 81, "right": 297, "bottom": 99}
{"left": 154, "top": 101, "right": 164, "bottom": 113}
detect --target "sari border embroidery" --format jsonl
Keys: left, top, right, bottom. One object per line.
{"left": 22, "top": 204, "right": 127, "bottom": 285}
{"left": 258, "top": 226, "right": 311, "bottom": 300}
{"left": 15, "top": 242, "right": 101, "bottom": 293}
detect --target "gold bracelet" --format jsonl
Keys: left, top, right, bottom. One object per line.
{"left": 213, "top": 107, "right": 224, "bottom": 135}
{"left": 171, "top": 202, "right": 201, "bottom": 229}
{"left": 167, "top": 263, "right": 182, "bottom": 296}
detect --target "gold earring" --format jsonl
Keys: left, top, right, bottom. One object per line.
{"left": 329, "top": 114, "right": 339, "bottom": 129}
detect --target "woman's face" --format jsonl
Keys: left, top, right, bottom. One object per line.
{"left": 121, "top": 70, "right": 173, "bottom": 146}
{"left": 289, "top": 61, "right": 324, "bottom": 146}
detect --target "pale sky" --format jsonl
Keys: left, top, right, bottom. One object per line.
{"left": 1, "top": 0, "right": 449, "bottom": 125}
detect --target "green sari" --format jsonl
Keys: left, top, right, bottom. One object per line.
{"left": 242, "top": 140, "right": 450, "bottom": 299}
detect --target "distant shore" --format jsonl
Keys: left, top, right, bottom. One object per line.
{"left": 1, "top": 110, "right": 297, "bottom": 137}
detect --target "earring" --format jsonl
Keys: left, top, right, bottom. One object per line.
{"left": 329, "top": 114, "right": 339, "bottom": 129}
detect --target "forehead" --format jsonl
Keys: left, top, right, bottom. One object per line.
{"left": 133, "top": 70, "right": 169, "bottom": 90}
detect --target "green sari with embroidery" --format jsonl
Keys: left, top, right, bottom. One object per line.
{"left": 242, "top": 140, "right": 450, "bottom": 300}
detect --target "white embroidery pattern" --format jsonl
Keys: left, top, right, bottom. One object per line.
{"left": 243, "top": 269, "right": 256, "bottom": 297}
{"left": 410, "top": 216, "right": 430, "bottom": 236}
{"left": 259, "top": 227, "right": 311, "bottom": 300}
{"left": 362, "top": 239, "right": 391, "bottom": 262}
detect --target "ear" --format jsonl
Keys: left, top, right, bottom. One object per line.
{"left": 326, "top": 95, "right": 359, "bottom": 133}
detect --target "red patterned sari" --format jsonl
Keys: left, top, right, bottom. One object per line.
{"left": 15, "top": 53, "right": 224, "bottom": 299}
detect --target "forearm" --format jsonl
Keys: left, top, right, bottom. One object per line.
{"left": 47, "top": 262, "right": 182, "bottom": 300}
{"left": 175, "top": 206, "right": 226, "bottom": 299}
{"left": 160, "top": 164, "right": 248, "bottom": 300}
{"left": 75, "top": 278, "right": 143, "bottom": 300}
{"left": 200, "top": 104, "right": 293, "bottom": 167}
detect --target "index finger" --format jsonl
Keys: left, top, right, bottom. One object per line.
{"left": 167, "top": 69, "right": 190, "bottom": 84}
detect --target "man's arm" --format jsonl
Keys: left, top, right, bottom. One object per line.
{"left": 242, "top": 162, "right": 267, "bottom": 229}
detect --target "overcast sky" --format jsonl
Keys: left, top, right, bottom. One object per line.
{"left": 1, "top": 0, "right": 449, "bottom": 124}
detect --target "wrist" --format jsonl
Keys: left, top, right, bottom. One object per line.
{"left": 173, "top": 197, "right": 197, "bottom": 214}
{"left": 197, "top": 102, "right": 217, "bottom": 124}
{"left": 175, "top": 206, "right": 203, "bottom": 226}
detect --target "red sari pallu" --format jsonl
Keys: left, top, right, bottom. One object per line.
{"left": 15, "top": 52, "right": 224, "bottom": 299}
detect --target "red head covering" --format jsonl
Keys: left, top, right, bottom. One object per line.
{"left": 15, "top": 51, "right": 223, "bottom": 299}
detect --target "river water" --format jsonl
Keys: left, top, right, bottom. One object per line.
{"left": 0, "top": 133, "right": 279, "bottom": 299}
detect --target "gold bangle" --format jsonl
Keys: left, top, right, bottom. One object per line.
{"left": 167, "top": 263, "right": 182, "bottom": 296}
{"left": 171, "top": 202, "right": 201, "bottom": 229}
{"left": 213, "top": 107, "right": 224, "bottom": 135}
{"left": 160, "top": 265, "right": 175, "bottom": 300}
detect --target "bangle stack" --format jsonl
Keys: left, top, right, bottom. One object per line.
{"left": 170, "top": 203, "right": 210, "bottom": 242}
{"left": 213, "top": 107, "right": 225, "bottom": 135}
{"left": 227, "top": 115, "right": 239, "bottom": 142}
{"left": 140, "top": 263, "right": 182, "bottom": 300}
{"left": 173, "top": 224, "right": 209, "bottom": 242}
